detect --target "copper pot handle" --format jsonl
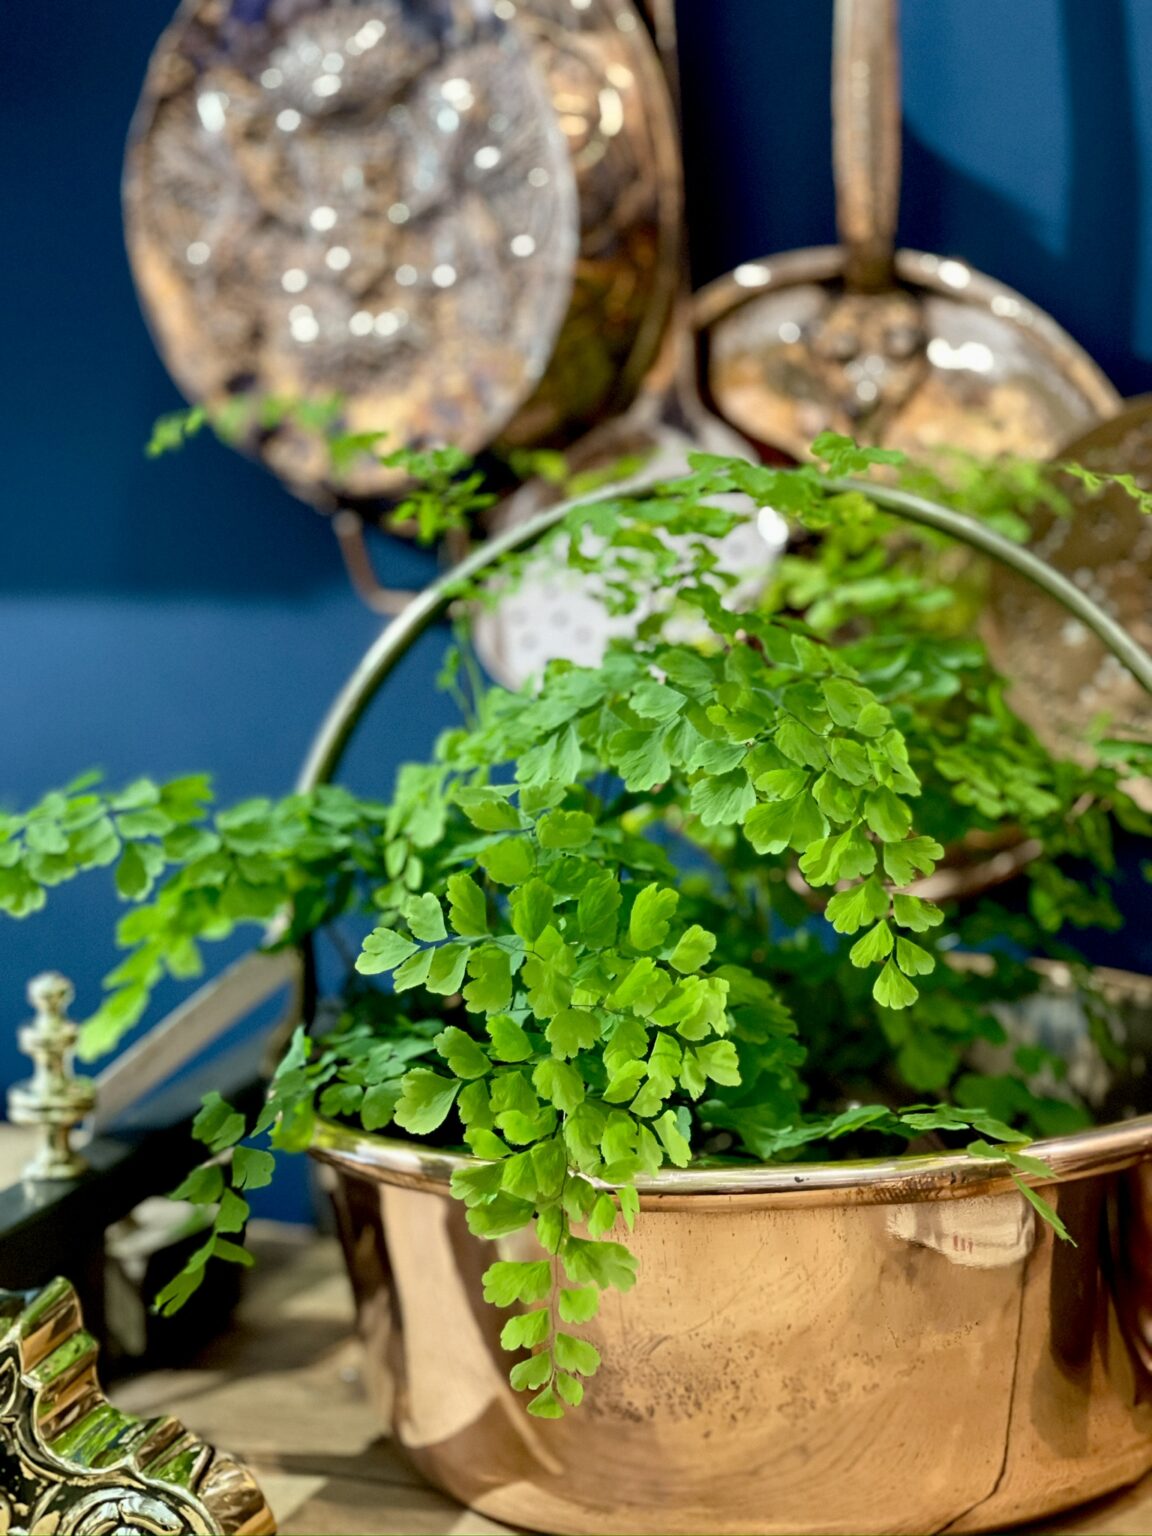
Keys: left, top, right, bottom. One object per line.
{"left": 296, "top": 478, "right": 1152, "bottom": 791}
{"left": 833, "top": 0, "right": 901, "bottom": 292}
{"left": 331, "top": 513, "right": 420, "bottom": 618}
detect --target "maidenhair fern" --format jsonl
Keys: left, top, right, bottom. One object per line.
{"left": 4, "top": 437, "right": 1149, "bottom": 1414}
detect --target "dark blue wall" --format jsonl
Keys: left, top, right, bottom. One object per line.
{"left": 2, "top": 0, "right": 1151, "bottom": 1214}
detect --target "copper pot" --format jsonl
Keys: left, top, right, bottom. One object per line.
{"left": 295, "top": 481, "right": 1152, "bottom": 1535}
{"left": 123, "top": 0, "right": 681, "bottom": 506}
{"left": 313, "top": 1117, "right": 1152, "bottom": 1535}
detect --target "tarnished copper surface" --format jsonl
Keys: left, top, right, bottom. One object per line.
{"left": 984, "top": 397, "right": 1152, "bottom": 767}
{"left": 124, "top": 0, "right": 679, "bottom": 503}
{"left": 316, "top": 1117, "right": 1152, "bottom": 1535}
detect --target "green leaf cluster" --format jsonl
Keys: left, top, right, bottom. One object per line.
{"left": 12, "top": 434, "right": 1151, "bottom": 1415}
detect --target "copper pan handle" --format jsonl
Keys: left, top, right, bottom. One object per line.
{"left": 833, "top": 0, "right": 901, "bottom": 292}
{"left": 633, "top": 0, "right": 679, "bottom": 93}
{"left": 331, "top": 511, "right": 475, "bottom": 619}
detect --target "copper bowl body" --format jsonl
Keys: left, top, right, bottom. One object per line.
{"left": 313, "top": 1117, "right": 1152, "bottom": 1536}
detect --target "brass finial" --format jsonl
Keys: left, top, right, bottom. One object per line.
{"left": 7, "top": 972, "right": 97, "bottom": 1181}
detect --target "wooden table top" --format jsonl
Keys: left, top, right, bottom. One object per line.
{"left": 103, "top": 1224, "right": 1152, "bottom": 1536}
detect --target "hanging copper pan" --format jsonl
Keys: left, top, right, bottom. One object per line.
{"left": 124, "top": 0, "right": 681, "bottom": 512}
{"left": 694, "top": 0, "right": 1120, "bottom": 463}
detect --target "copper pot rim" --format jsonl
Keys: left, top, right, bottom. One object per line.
{"left": 310, "top": 1110, "right": 1152, "bottom": 1213}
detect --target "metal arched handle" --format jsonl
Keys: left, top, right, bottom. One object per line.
{"left": 296, "top": 477, "right": 1152, "bottom": 793}
{"left": 833, "top": 0, "right": 902, "bottom": 293}
{"left": 98, "top": 475, "right": 1152, "bottom": 1117}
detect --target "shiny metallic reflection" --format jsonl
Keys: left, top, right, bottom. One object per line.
{"left": 124, "top": 0, "right": 679, "bottom": 504}
{"left": 699, "top": 249, "right": 1120, "bottom": 461}
{"left": 316, "top": 1117, "right": 1152, "bottom": 1535}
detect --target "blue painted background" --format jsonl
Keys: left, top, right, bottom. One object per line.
{"left": 2, "top": 0, "right": 1150, "bottom": 1216}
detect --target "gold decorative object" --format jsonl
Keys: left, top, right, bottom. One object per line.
{"left": 985, "top": 395, "right": 1152, "bottom": 775}
{"left": 694, "top": 0, "right": 1119, "bottom": 463}
{"left": 6, "top": 975, "right": 96, "bottom": 1183}
{"left": 0, "top": 1275, "right": 274, "bottom": 1535}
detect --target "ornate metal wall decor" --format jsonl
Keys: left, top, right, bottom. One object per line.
{"left": 0, "top": 1277, "right": 274, "bottom": 1535}
{"left": 123, "top": 0, "right": 679, "bottom": 506}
